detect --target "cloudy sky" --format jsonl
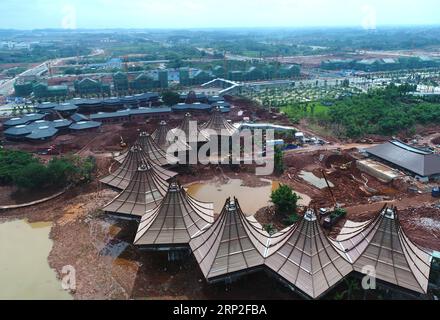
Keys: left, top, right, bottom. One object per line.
{"left": 1, "top": 0, "right": 439, "bottom": 29}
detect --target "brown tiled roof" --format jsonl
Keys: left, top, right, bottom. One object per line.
{"left": 265, "top": 210, "right": 353, "bottom": 299}
{"left": 152, "top": 121, "right": 191, "bottom": 152}
{"left": 116, "top": 132, "right": 179, "bottom": 166}
{"left": 102, "top": 163, "right": 169, "bottom": 218}
{"left": 100, "top": 145, "right": 177, "bottom": 190}
{"left": 335, "top": 206, "right": 432, "bottom": 294}
{"left": 134, "top": 182, "right": 214, "bottom": 247}
{"left": 190, "top": 198, "right": 268, "bottom": 283}
{"left": 200, "top": 108, "right": 238, "bottom": 137}
{"left": 172, "top": 113, "right": 210, "bottom": 144}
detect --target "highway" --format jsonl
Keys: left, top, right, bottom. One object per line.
{"left": 0, "top": 49, "right": 104, "bottom": 97}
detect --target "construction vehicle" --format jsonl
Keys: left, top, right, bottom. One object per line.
{"left": 36, "top": 145, "right": 59, "bottom": 156}
{"left": 47, "top": 145, "right": 59, "bottom": 155}
{"left": 432, "top": 187, "right": 440, "bottom": 198}
{"left": 339, "top": 161, "right": 352, "bottom": 170}
{"left": 120, "top": 136, "right": 127, "bottom": 148}
{"left": 320, "top": 169, "right": 347, "bottom": 229}
{"left": 323, "top": 208, "right": 347, "bottom": 229}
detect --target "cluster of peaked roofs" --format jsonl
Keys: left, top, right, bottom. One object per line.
{"left": 98, "top": 110, "right": 434, "bottom": 300}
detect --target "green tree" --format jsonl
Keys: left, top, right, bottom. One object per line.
{"left": 13, "top": 162, "right": 49, "bottom": 190}
{"left": 271, "top": 184, "right": 300, "bottom": 219}
{"left": 0, "top": 150, "right": 96, "bottom": 191}
{"left": 274, "top": 147, "right": 284, "bottom": 175}
{"left": 47, "top": 158, "right": 78, "bottom": 187}
{"left": 0, "top": 150, "right": 39, "bottom": 184}
{"left": 162, "top": 91, "right": 181, "bottom": 107}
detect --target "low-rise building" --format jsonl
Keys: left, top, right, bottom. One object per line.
{"left": 3, "top": 113, "right": 46, "bottom": 128}
{"left": 366, "top": 140, "right": 440, "bottom": 181}
{"left": 33, "top": 83, "right": 69, "bottom": 98}
{"left": 69, "top": 121, "right": 102, "bottom": 132}
{"left": 74, "top": 78, "right": 111, "bottom": 96}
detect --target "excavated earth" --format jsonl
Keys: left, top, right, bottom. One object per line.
{"left": 1, "top": 105, "right": 440, "bottom": 299}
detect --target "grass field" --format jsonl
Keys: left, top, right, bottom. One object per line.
{"left": 281, "top": 102, "right": 330, "bottom": 122}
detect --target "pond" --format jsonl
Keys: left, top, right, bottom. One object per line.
{"left": 186, "top": 178, "right": 311, "bottom": 216}
{"left": 0, "top": 219, "right": 72, "bottom": 300}
{"left": 299, "top": 170, "right": 334, "bottom": 190}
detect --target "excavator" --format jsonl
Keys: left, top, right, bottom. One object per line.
{"left": 320, "top": 169, "right": 347, "bottom": 230}
{"left": 120, "top": 136, "right": 127, "bottom": 148}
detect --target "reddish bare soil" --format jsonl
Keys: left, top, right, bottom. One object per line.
{"left": 1, "top": 167, "right": 300, "bottom": 300}
{"left": 1, "top": 106, "right": 439, "bottom": 299}
{"left": 398, "top": 205, "right": 440, "bottom": 251}
{"left": 0, "top": 185, "right": 64, "bottom": 206}
{"left": 432, "top": 136, "right": 440, "bottom": 145}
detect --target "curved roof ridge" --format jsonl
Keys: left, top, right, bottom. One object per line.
{"left": 134, "top": 182, "right": 214, "bottom": 247}
{"left": 351, "top": 206, "right": 433, "bottom": 294}
{"left": 190, "top": 197, "right": 265, "bottom": 282}
{"left": 200, "top": 108, "right": 238, "bottom": 137}
{"left": 172, "top": 113, "right": 210, "bottom": 144}
{"left": 264, "top": 209, "right": 353, "bottom": 299}
{"left": 137, "top": 132, "right": 179, "bottom": 166}
{"left": 102, "top": 162, "right": 170, "bottom": 218}
{"left": 101, "top": 145, "right": 177, "bottom": 190}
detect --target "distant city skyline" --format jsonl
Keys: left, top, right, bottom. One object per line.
{"left": 0, "top": 0, "right": 439, "bottom": 30}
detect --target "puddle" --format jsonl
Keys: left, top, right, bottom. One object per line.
{"left": 186, "top": 178, "right": 311, "bottom": 216}
{"left": 0, "top": 219, "right": 72, "bottom": 300}
{"left": 299, "top": 170, "right": 334, "bottom": 189}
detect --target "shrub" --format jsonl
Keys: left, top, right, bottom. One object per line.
{"left": 13, "top": 162, "right": 49, "bottom": 190}
{"left": 1, "top": 150, "right": 96, "bottom": 191}
{"left": 274, "top": 147, "right": 284, "bottom": 175}
{"left": 0, "top": 150, "right": 39, "bottom": 184}
{"left": 264, "top": 224, "right": 277, "bottom": 235}
{"left": 283, "top": 213, "right": 300, "bottom": 226}
{"left": 271, "top": 184, "right": 300, "bottom": 218}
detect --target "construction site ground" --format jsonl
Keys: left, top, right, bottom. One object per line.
{"left": 1, "top": 99, "right": 440, "bottom": 299}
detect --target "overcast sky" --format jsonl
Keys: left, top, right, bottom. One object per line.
{"left": 1, "top": 0, "right": 439, "bottom": 30}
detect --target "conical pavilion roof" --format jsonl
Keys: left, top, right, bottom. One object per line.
{"left": 190, "top": 197, "right": 268, "bottom": 283}
{"left": 115, "top": 132, "right": 179, "bottom": 166}
{"left": 200, "top": 107, "right": 238, "bottom": 137}
{"left": 134, "top": 182, "right": 214, "bottom": 247}
{"left": 100, "top": 145, "right": 177, "bottom": 190}
{"left": 172, "top": 113, "right": 209, "bottom": 144}
{"left": 265, "top": 210, "right": 353, "bottom": 299}
{"left": 152, "top": 121, "right": 191, "bottom": 152}
{"left": 335, "top": 206, "right": 433, "bottom": 294}
{"left": 102, "top": 162, "right": 169, "bottom": 218}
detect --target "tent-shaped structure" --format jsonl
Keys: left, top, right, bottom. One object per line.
{"left": 152, "top": 121, "right": 191, "bottom": 153}
{"left": 190, "top": 197, "right": 268, "bottom": 283}
{"left": 264, "top": 210, "right": 353, "bottom": 299}
{"left": 172, "top": 113, "right": 209, "bottom": 145}
{"left": 116, "top": 132, "right": 178, "bottom": 166}
{"left": 134, "top": 182, "right": 214, "bottom": 249}
{"left": 200, "top": 107, "right": 238, "bottom": 137}
{"left": 102, "top": 162, "right": 169, "bottom": 219}
{"left": 101, "top": 145, "right": 177, "bottom": 190}
{"left": 335, "top": 206, "right": 433, "bottom": 294}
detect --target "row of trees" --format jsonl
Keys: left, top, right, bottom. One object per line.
{"left": 0, "top": 150, "right": 95, "bottom": 191}
{"left": 327, "top": 84, "right": 440, "bottom": 138}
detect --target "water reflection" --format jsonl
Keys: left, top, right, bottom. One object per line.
{"left": 0, "top": 219, "right": 72, "bottom": 300}
{"left": 299, "top": 170, "right": 334, "bottom": 189}
{"left": 186, "top": 178, "right": 311, "bottom": 216}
